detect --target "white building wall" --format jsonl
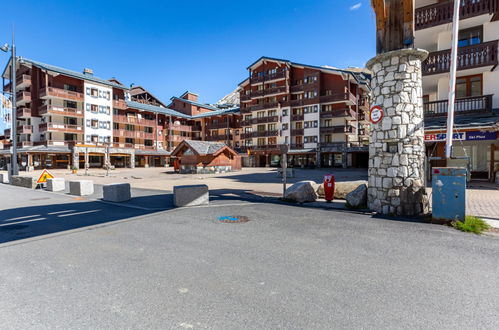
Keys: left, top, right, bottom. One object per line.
{"left": 303, "top": 105, "right": 319, "bottom": 148}
{"left": 83, "top": 82, "right": 113, "bottom": 143}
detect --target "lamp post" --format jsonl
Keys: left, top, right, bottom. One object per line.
{"left": 1, "top": 38, "right": 18, "bottom": 176}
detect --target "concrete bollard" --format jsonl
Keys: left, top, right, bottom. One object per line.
{"left": 11, "top": 175, "right": 37, "bottom": 189}
{"left": 46, "top": 178, "right": 66, "bottom": 192}
{"left": 103, "top": 183, "right": 131, "bottom": 202}
{"left": 0, "top": 173, "right": 9, "bottom": 184}
{"left": 173, "top": 184, "right": 209, "bottom": 207}
{"left": 69, "top": 180, "right": 94, "bottom": 196}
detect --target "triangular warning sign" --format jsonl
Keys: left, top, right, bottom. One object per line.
{"left": 37, "top": 169, "right": 55, "bottom": 184}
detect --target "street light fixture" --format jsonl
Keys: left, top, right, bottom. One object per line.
{"left": 1, "top": 37, "right": 18, "bottom": 176}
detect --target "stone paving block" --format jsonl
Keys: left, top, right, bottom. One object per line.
{"left": 69, "top": 180, "right": 94, "bottom": 196}
{"left": 11, "top": 175, "right": 36, "bottom": 189}
{"left": 103, "top": 183, "right": 131, "bottom": 202}
{"left": 174, "top": 184, "right": 209, "bottom": 207}
{"left": 46, "top": 178, "right": 65, "bottom": 192}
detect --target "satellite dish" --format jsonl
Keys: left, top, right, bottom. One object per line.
{"left": 174, "top": 120, "right": 181, "bottom": 125}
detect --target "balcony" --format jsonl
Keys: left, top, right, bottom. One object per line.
{"left": 39, "top": 104, "right": 84, "bottom": 117}
{"left": 415, "top": 0, "right": 499, "bottom": 30}
{"left": 39, "top": 122, "right": 83, "bottom": 134}
{"left": 241, "top": 130, "right": 279, "bottom": 139}
{"left": 113, "top": 115, "right": 156, "bottom": 127}
{"left": 16, "top": 91, "right": 31, "bottom": 105}
{"left": 424, "top": 94, "right": 493, "bottom": 117}
{"left": 250, "top": 70, "right": 287, "bottom": 84}
{"left": 291, "top": 128, "right": 304, "bottom": 136}
{"left": 18, "top": 125, "right": 33, "bottom": 134}
{"left": 205, "top": 134, "right": 233, "bottom": 141}
{"left": 320, "top": 125, "right": 356, "bottom": 134}
{"left": 320, "top": 108, "right": 357, "bottom": 119}
{"left": 423, "top": 40, "right": 498, "bottom": 75}
{"left": 17, "top": 107, "right": 31, "bottom": 119}
{"left": 167, "top": 135, "right": 188, "bottom": 142}
{"left": 250, "top": 86, "right": 287, "bottom": 98}
{"left": 290, "top": 143, "right": 304, "bottom": 149}
{"left": 241, "top": 144, "right": 282, "bottom": 152}
{"left": 319, "top": 92, "right": 357, "bottom": 104}
{"left": 113, "top": 99, "right": 127, "bottom": 109}
{"left": 291, "top": 114, "right": 304, "bottom": 121}
{"left": 113, "top": 129, "right": 155, "bottom": 139}
{"left": 206, "top": 122, "right": 231, "bottom": 129}
{"left": 167, "top": 123, "right": 192, "bottom": 132}
{"left": 34, "top": 140, "right": 80, "bottom": 147}
{"left": 240, "top": 115, "right": 279, "bottom": 126}
{"left": 16, "top": 74, "right": 31, "bottom": 89}
{"left": 40, "top": 87, "right": 84, "bottom": 101}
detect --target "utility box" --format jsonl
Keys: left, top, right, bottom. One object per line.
{"left": 432, "top": 167, "right": 466, "bottom": 223}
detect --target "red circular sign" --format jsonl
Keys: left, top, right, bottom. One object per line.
{"left": 369, "top": 105, "right": 384, "bottom": 124}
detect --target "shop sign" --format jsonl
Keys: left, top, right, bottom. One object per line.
{"left": 466, "top": 131, "right": 497, "bottom": 141}
{"left": 369, "top": 105, "right": 383, "bottom": 124}
{"left": 424, "top": 132, "right": 465, "bottom": 141}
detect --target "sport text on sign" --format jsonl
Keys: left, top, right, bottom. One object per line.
{"left": 36, "top": 169, "right": 55, "bottom": 184}
{"left": 369, "top": 105, "right": 384, "bottom": 124}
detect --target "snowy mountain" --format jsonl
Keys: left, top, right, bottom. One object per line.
{"left": 215, "top": 88, "right": 240, "bottom": 107}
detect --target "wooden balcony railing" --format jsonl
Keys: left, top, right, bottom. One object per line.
{"left": 424, "top": 94, "right": 493, "bottom": 117}
{"left": 415, "top": 0, "right": 499, "bottom": 30}
{"left": 241, "top": 130, "right": 279, "bottom": 139}
{"left": 319, "top": 92, "right": 357, "bottom": 104}
{"left": 291, "top": 114, "right": 304, "bottom": 121}
{"left": 113, "top": 99, "right": 127, "bottom": 109}
{"left": 205, "top": 134, "right": 233, "bottom": 141}
{"left": 320, "top": 108, "right": 357, "bottom": 119}
{"left": 250, "top": 70, "right": 287, "bottom": 84}
{"left": 39, "top": 122, "right": 83, "bottom": 133}
{"left": 241, "top": 144, "right": 283, "bottom": 152}
{"left": 16, "top": 91, "right": 31, "bottom": 103}
{"left": 18, "top": 125, "right": 33, "bottom": 134}
{"left": 113, "top": 129, "right": 155, "bottom": 139}
{"left": 40, "top": 87, "right": 84, "bottom": 101}
{"left": 113, "top": 115, "right": 156, "bottom": 127}
{"left": 320, "top": 125, "right": 356, "bottom": 134}
{"left": 16, "top": 74, "right": 31, "bottom": 87}
{"left": 167, "top": 123, "right": 192, "bottom": 131}
{"left": 39, "top": 104, "right": 84, "bottom": 117}
{"left": 423, "top": 40, "right": 498, "bottom": 75}
{"left": 17, "top": 108, "right": 31, "bottom": 118}
{"left": 206, "top": 122, "right": 231, "bottom": 129}
{"left": 291, "top": 128, "right": 304, "bottom": 136}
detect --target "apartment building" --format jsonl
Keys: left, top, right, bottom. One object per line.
{"left": 239, "top": 57, "right": 370, "bottom": 167}
{"left": 415, "top": 0, "right": 499, "bottom": 180}
{"left": 1, "top": 58, "right": 240, "bottom": 170}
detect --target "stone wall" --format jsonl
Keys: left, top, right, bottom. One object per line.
{"left": 366, "top": 49, "right": 429, "bottom": 216}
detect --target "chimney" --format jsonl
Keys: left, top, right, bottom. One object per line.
{"left": 83, "top": 68, "right": 93, "bottom": 76}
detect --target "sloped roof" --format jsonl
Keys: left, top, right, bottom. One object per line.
{"left": 126, "top": 100, "right": 239, "bottom": 119}
{"left": 171, "top": 140, "right": 238, "bottom": 157}
{"left": 11, "top": 58, "right": 128, "bottom": 89}
{"left": 170, "top": 97, "right": 222, "bottom": 111}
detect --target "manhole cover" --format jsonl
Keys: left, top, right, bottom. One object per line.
{"left": 218, "top": 216, "right": 250, "bottom": 223}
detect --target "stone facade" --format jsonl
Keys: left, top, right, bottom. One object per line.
{"left": 366, "top": 49, "right": 430, "bottom": 216}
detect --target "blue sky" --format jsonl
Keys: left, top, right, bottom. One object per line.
{"left": 0, "top": 0, "right": 375, "bottom": 116}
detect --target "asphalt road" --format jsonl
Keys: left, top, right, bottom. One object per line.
{"left": 0, "top": 184, "right": 498, "bottom": 329}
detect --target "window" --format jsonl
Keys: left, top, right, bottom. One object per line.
{"left": 86, "top": 103, "right": 91, "bottom": 111}
{"left": 91, "top": 135, "right": 99, "bottom": 142}
{"left": 64, "top": 100, "right": 77, "bottom": 109}
{"left": 268, "top": 123, "right": 277, "bottom": 130}
{"left": 86, "top": 119, "right": 90, "bottom": 127}
{"left": 113, "top": 123, "right": 119, "bottom": 130}
{"left": 144, "top": 127, "right": 153, "bottom": 133}
{"left": 90, "top": 88, "right": 99, "bottom": 97}
{"left": 125, "top": 124, "right": 134, "bottom": 131}
{"left": 282, "top": 123, "right": 289, "bottom": 130}
{"left": 456, "top": 75, "right": 482, "bottom": 98}
{"left": 268, "top": 110, "right": 277, "bottom": 117}
{"left": 91, "top": 119, "right": 99, "bottom": 128}
{"left": 304, "top": 136, "right": 318, "bottom": 143}
{"left": 458, "top": 26, "right": 482, "bottom": 47}
{"left": 64, "top": 117, "right": 77, "bottom": 125}
{"left": 323, "top": 104, "right": 332, "bottom": 112}
{"left": 304, "top": 121, "right": 318, "bottom": 128}
{"left": 257, "top": 111, "right": 265, "bottom": 118}
{"left": 282, "top": 109, "right": 288, "bottom": 116}
{"left": 64, "top": 84, "right": 77, "bottom": 92}
{"left": 145, "top": 140, "right": 153, "bottom": 147}
{"left": 125, "top": 138, "right": 134, "bottom": 144}
{"left": 91, "top": 104, "right": 98, "bottom": 113}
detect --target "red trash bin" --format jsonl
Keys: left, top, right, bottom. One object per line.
{"left": 323, "top": 174, "right": 335, "bottom": 202}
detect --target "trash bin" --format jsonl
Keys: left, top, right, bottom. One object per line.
{"left": 323, "top": 174, "right": 335, "bottom": 202}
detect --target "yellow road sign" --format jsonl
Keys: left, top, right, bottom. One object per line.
{"left": 37, "top": 169, "right": 55, "bottom": 184}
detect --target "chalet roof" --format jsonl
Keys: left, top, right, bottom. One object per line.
{"left": 425, "top": 110, "right": 499, "bottom": 130}
{"left": 4, "top": 58, "right": 128, "bottom": 90}
{"left": 0, "top": 145, "right": 71, "bottom": 154}
{"left": 171, "top": 140, "right": 237, "bottom": 157}
{"left": 130, "top": 85, "right": 168, "bottom": 107}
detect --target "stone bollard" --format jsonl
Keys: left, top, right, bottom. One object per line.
{"left": 366, "top": 49, "right": 430, "bottom": 216}
{"left": 11, "top": 175, "right": 37, "bottom": 189}
{"left": 103, "top": 183, "right": 131, "bottom": 202}
{"left": 69, "top": 180, "right": 94, "bottom": 196}
{"left": 46, "top": 178, "right": 66, "bottom": 192}
{"left": 173, "top": 184, "right": 209, "bottom": 207}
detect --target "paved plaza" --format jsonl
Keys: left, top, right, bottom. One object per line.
{"left": 0, "top": 184, "right": 498, "bottom": 329}
{"left": 3, "top": 167, "right": 499, "bottom": 220}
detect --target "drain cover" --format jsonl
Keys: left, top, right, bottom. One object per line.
{"left": 218, "top": 216, "right": 249, "bottom": 223}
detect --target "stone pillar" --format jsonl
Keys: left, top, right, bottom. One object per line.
{"left": 130, "top": 152, "right": 135, "bottom": 169}
{"left": 72, "top": 150, "right": 80, "bottom": 170}
{"left": 342, "top": 151, "right": 348, "bottom": 169}
{"left": 144, "top": 156, "right": 149, "bottom": 168}
{"left": 366, "top": 49, "right": 429, "bottom": 216}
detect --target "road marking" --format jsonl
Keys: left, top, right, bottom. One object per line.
{"left": 4, "top": 214, "right": 41, "bottom": 221}
{"left": 48, "top": 210, "right": 77, "bottom": 215}
{"left": 0, "top": 217, "right": 47, "bottom": 226}
{"left": 57, "top": 210, "right": 101, "bottom": 217}
{"left": 178, "top": 288, "right": 189, "bottom": 293}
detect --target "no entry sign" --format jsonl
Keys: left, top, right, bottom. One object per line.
{"left": 369, "top": 105, "right": 384, "bottom": 124}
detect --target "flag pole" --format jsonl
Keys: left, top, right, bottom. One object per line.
{"left": 445, "top": 0, "right": 461, "bottom": 159}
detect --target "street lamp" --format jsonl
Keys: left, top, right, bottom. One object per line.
{"left": 1, "top": 38, "right": 18, "bottom": 176}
